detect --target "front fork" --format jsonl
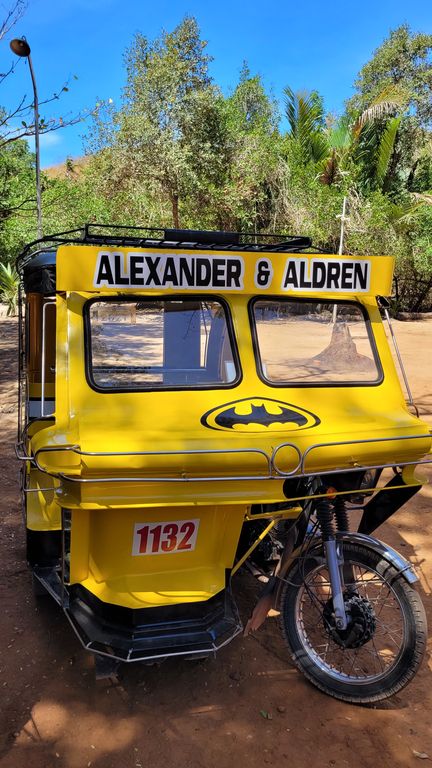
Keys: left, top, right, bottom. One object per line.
{"left": 324, "top": 539, "right": 348, "bottom": 630}
{"left": 317, "top": 493, "right": 351, "bottom": 631}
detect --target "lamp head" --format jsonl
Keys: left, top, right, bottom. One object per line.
{"left": 10, "top": 38, "right": 31, "bottom": 57}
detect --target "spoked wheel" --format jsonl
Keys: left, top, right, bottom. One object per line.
{"left": 281, "top": 542, "right": 427, "bottom": 703}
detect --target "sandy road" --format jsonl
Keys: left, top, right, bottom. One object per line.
{"left": 0, "top": 316, "right": 431, "bottom": 768}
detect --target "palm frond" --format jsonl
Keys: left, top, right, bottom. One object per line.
{"left": 0, "top": 262, "right": 19, "bottom": 315}
{"left": 388, "top": 199, "right": 424, "bottom": 232}
{"left": 284, "top": 87, "right": 326, "bottom": 163}
{"left": 309, "top": 131, "right": 329, "bottom": 164}
{"left": 319, "top": 149, "right": 338, "bottom": 185}
{"left": 375, "top": 116, "right": 401, "bottom": 188}
{"left": 353, "top": 84, "right": 407, "bottom": 136}
{"left": 326, "top": 118, "right": 351, "bottom": 151}
{"left": 412, "top": 192, "right": 432, "bottom": 205}
{"left": 284, "top": 86, "right": 298, "bottom": 136}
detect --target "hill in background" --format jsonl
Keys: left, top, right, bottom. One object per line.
{"left": 44, "top": 156, "right": 89, "bottom": 179}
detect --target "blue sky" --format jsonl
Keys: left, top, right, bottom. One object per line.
{"left": 2, "top": 0, "right": 431, "bottom": 167}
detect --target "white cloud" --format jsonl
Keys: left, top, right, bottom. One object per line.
{"left": 38, "top": 132, "right": 63, "bottom": 149}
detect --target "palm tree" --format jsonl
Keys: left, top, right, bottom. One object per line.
{"left": 284, "top": 84, "right": 406, "bottom": 192}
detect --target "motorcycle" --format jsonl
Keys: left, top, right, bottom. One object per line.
{"left": 16, "top": 224, "right": 431, "bottom": 702}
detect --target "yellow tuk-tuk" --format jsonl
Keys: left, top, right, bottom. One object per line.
{"left": 16, "top": 225, "right": 431, "bottom": 703}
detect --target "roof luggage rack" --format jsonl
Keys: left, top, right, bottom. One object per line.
{"left": 17, "top": 223, "right": 328, "bottom": 272}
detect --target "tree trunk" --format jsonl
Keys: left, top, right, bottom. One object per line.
{"left": 407, "top": 159, "right": 419, "bottom": 192}
{"left": 171, "top": 192, "right": 180, "bottom": 229}
{"left": 385, "top": 149, "right": 401, "bottom": 191}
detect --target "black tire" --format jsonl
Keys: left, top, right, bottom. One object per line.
{"left": 280, "top": 542, "right": 427, "bottom": 704}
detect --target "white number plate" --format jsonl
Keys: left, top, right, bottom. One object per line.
{"left": 132, "top": 519, "right": 200, "bottom": 556}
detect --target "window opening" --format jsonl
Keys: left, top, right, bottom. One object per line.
{"left": 251, "top": 299, "right": 380, "bottom": 385}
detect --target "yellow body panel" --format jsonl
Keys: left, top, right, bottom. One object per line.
{"left": 26, "top": 470, "right": 61, "bottom": 530}
{"left": 70, "top": 505, "right": 244, "bottom": 608}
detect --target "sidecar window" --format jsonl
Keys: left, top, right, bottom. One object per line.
{"left": 86, "top": 298, "right": 239, "bottom": 390}
{"left": 251, "top": 299, "right": 381, "bottom": 386}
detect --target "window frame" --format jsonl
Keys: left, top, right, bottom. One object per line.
{"left": 84, "top": 294, "right": 242, "bottom": 393}
{"left": 248, "top": 296, "right": 383, "bottom": 389}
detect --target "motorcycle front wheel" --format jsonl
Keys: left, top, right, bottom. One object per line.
{"left": 280, "top": 542, "right": 427, "bottom": 704}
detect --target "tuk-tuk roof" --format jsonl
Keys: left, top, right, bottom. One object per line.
{"left": 19, "top": 225, "right": 394, "bottom": 297}
{"left": 18, "top": 225, "right": 315, "bottom": 294}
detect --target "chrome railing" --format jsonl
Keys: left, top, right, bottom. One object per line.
{"left": 15, "top": 432, "right": 432, "bottom": 485}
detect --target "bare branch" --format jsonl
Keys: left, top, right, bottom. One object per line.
{"left": 0, "top": 196, "right": 35, "bottom": 222}
{"left": 0, "top": 76, "right": 75, "bottom": 127}
{"left": 0, "top": 0, "right": 26, "bottom": 42}
{"left": 0, "top": 59, "right": 18, "bottom": 85}
{"left": 0, "top": 95, "right": 27, "bottom": 128}
{"left": 0, "top": 109, "right": 91, "bottom": 148}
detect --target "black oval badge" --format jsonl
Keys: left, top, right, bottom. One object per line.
{"left": 201, "top": 397, "right": 320, "bottom": 432}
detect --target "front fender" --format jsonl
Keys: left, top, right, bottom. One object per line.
{"left": 336, "top": 531, "right": 418, "bottom": 585}
{"left": 290, "top": 531, "right": 418, "bottom": 586}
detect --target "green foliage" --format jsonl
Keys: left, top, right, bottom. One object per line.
{"left": 411, "top": 206, "right": 432, "bottom": 275}
{"left": 215, "top": 72, "right": 281, "bottom": 230}
{"left": 347, "top": 24, "right": 432, "bottom": 206}
{"left": 0, "top": 140, "right": 37, "bottom": 261}
{"left": 0, "top": 262, "right": 19, "bottom": 315}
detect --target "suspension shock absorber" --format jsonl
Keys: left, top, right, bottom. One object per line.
{"left": 334, "top": 496, "right": 349, "bottom": 532}
{"left": 316, "top": 491, "right": 348, "bottom": 630}
{"left": 315, "top": 495, "right": 335, "bottom": 541}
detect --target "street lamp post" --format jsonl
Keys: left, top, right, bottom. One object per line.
{"left": 10, "top": 37, "right": 43, "bottom": 239}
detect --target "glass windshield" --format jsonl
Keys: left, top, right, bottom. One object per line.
{"left": 252, "top": 299, "right": 380, "bottom": 385}
{"left": 87, "top": 298, "right": 238, "bottom": 390}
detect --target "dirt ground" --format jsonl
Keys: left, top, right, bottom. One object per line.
{"left": 1, "top": 315, "right": 432, "bottom": 768}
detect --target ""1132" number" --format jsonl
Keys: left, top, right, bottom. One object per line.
{"left": 132, "top": 519, "right": 200, "bottom": 556}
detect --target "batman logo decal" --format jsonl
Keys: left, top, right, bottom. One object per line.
{"left": 201, "top": 397, "right": 320, "bottom": 432}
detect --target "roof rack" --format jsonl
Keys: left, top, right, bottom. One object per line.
{"left": 17, "top": 224, "right": 329, "bottom": 271}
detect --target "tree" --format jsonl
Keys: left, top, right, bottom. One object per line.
{"left": 0, "top": 0, "right": 104, "bottom": 272}
{"left": 346, "top": 26, "right": 432, "bottom": 198}
{"left": 0, "top": 138, "right": 36, "bottom": 259}
{"left": 90, "top": 17, "right": 215, "bottom": 228}
{"left": 213, "top": 67, "right": 281, "bottom": 230}
{"left": 348, "top": 25, "right": 432, "bottom": 128}
{"left": 2, "top": 11, "right": 432, "bottom": 312}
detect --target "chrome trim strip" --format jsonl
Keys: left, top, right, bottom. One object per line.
{"left": 20, "top": 432, "right": 431, "bottom": 486}
{"left": 383, "top": 307, "right": 416, "bottom": 411}
{"left": 300, "top": 433, "right": 431, "bottom": 475}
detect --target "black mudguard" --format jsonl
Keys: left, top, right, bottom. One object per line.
{"left": 358, "top": 473, "right": 421, "bottom": 535}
